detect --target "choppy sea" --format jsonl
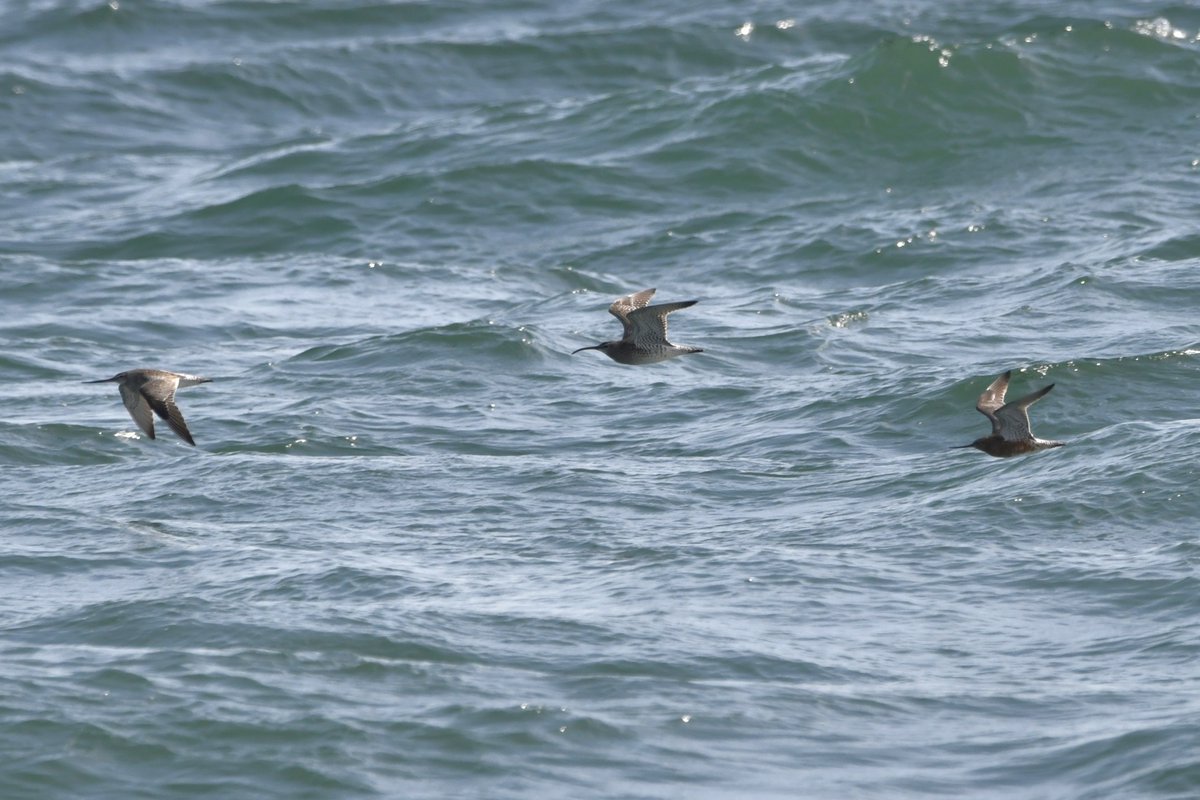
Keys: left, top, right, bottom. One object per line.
{"left": 3, "top": 1, "right": 1200, "bottom": 797}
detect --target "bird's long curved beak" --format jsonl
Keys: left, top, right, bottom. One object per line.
{"left": 571, "top": 345, "right": 602, "bottom": 355}
{"left": 949, "top": 443, "right": 975, "bottom": 450}
{"left": 83, "top": 378, "right": 115, "bottom": 383}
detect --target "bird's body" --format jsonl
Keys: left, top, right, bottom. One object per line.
{"left": 572, "top": 288, "right": 702, "bottom": 365}
{"left": 86, "top": 369, "right": 211, "bottom": 445}
{"left": 962, "top": 370, "right": 1064, "bottom": 457}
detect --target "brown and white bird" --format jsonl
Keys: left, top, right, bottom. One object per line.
{"left": 571, "top": 288, "right": 703, "bottom": 365}
{"left": 960, "top": 370, "right": 1065, "bottom": 457}
{"left": 85, "top": 369, "right": 211, "bottom": 446}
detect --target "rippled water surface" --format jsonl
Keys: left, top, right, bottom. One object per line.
{"left": 3, "top": 1, "right": 1200, "bottom": 797}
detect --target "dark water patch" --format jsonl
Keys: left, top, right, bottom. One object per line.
{"left": 0, "top": 425, "right": 137, "bottom": 467}
{"left": 563, "top": 652, "right": 867, "bottom": 685}
{"left": 287, "top": 321, "right": 545, "bottom": 373}
{"left": 1140, "top": 232, "right": 1200, "bottom": 263}
{"left": 973, "top": 720, "right": 1200, "bottom": 799}
{"left": 208, "top": 564, "right": 433, "bottom": 604}
{"left": 70, "top": 184, "right": 357, "bottom": 261}
{"left": 7, "top": 602, "right": 480, "bottom": 668}
{"left": 0, "top": 552, "right": 169, "bottom": 578}
{"left": 990, "top": 565, "right": 1200, "bottom": 615}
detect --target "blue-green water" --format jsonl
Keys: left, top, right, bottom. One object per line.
{"left": 3, "top": 1, "right": 1200, "bottom": 797}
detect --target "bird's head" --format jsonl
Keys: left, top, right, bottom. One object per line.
{"left": 571, "top": 341, "right": 618, "bottom": 356}
{"left": 952, "top": 436, "right": 1007, "bottom": 457}
{"left": 83, "top": 372, "right": 126, "bottom": 384}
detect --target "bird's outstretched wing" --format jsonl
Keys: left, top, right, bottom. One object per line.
{"left": 975, "top": 371, "right": 1010, "bottom": 416}
{"left": 141, "top": 377, "right": 196, "bottom": 446}
{"left": 609, "top": 288, "right": 657, "bottom": 336}
{"left": 627, "top": 300, "right": 698, "bottom": 350}
{"left": 994, "top": 384, "right": 1054, "bottom": 442}
{"left": 975, "top": 371, "right": 1011, "bottom": 435}
{"left": 119, "top": 382, "right": 156, "bottom": 439}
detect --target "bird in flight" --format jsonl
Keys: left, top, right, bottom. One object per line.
{"left": 86, "top": 369, "right": 211, "bottom": 446}
{"left": 572, "top": 288, "right": 703, "bottom": 365}
{"left": 959, "top": 370, "right": 1065, "bottom": 457}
